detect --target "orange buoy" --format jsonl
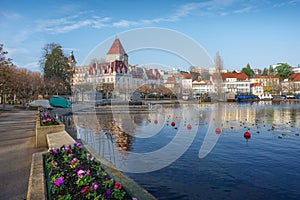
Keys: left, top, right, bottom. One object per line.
{"left": 154, "top": 120, "right": 158, "bottom": 124}
{"left": 171, "top": 121, "right": 175, "bottom": 127}
{"left": 215, "top": 128, "right": 221, "bottom": 134}
{"left": 244, "top": 131, "right": 251, "bottom": 139}
{"left": 187, "top": 124, "right": 192, "bottom": 130}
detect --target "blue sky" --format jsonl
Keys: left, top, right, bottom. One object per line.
{"left": 1, "top": 0, "right": 300, "bottom": 72}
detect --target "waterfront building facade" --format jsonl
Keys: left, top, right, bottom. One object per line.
{"left": 250, "top": 75, "right": 280, "bottom": 93}
{"left": 220, "top": 72, "right": 250, "bottom": 94}
{"left": 281, "top": 73, "right": 300, "bottom": 94}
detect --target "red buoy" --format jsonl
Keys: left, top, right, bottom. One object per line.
{"left": 171, "top": 121, "right": 176, "bottom": 127}
{"left": 244, "top": 131, "right": 251, "bottom": 139}
{"left": 215, "top": 128, "right": 221, "bottom": 134}
{"left": 154, "top": 120, "right": 158, "bottom": 124}
{"left": 187, "top": 124, "right": 192, "bottom": 130}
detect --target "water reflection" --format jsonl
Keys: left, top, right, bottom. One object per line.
{"left": 61, "top": 102, "right": 300, "bottom": 199}
{"left": 62, "top": 102, "right": 300, "bottom": 169}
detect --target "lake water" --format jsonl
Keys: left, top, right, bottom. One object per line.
{"left": 66, "top": 101, "right": 300, "bottom": 200}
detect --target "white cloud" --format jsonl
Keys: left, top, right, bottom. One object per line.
{"left": 0, "top": 11, "right": 22, "bottom": 20}
{"left": 234, "top": 6, "right": 253, "bottom": 14}
{"left": 29, "top": 0, "right": 266, "bottom": 34}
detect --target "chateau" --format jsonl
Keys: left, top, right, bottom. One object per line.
{"left": 71, "top": 38, "right": 300, "bottom": 101}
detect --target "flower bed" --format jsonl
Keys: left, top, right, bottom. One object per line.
{"left": 36, "top": 108, "right": 65, "bottom": 148}
{"left": 45, "top": 142, "right": 137, "bottom": 200}
{"left": 40, "top": 108, "right": 59, "bottom": 126}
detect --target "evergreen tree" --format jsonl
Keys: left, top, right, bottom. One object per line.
{"left": 262, "top": 68, "right": 268, "bottom": 75}
{"left": 40, "top": 43, "right": 74, "bottom": 95}
{"left": 241, "top": 63, "right": 254, "bottom": 78}
{"left": 269, "top": 65, "right": 274, "bottom": 75}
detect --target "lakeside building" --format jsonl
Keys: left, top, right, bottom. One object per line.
{"left": 220, "top": 72, "right": 250, "bottom": 94}
{"left": 250, "top": 75, "right": 280, "bottom": 93}
{"left": 281, "top": 73, "right": 300, "bottom": 94}
{"left": 192, "top": 80, "right": 213, "bottom": 96}
{"left": 250, "top": 83, "right": 264, "bottom": 96}
{"left": 71, "top": 39, "right": 297, "bottom": 100}
{"left": 72, "top": 38, "right": 164, "bottom": 101}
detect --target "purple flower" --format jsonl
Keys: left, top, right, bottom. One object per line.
{"left": 85, "top": 169, "right": 90, "bottom": 176}
{"left": 74, "top": 142, "right": 81, "bottom": 147}
{"left": 86, "top": 153, "right": 91, "bottom": 159}
{"left": 77, "top": 169, "right": 85, "bottom": 178}
{"left": 103, "top": 189, "right": 111, "bottom": 198}
{"left": 70, "top": 158, "right": 78, "bottom": 165}
{"left": 53, "top": 177, "right": 64, "bottom": 188}
{"left": 74, "top": 165, "right": 83, "bottom": 172}
{"left": 49, "top": 148, "right": 59, "bottom": 157}
{"left": 92, "top": 182, "right": 98, "bottom": 191}
{"left": 132, "top": 198, "right": 138, "bottom": 200}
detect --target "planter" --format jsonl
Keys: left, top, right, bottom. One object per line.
{"left": 28, "top": 131, "right": 156, "bottom": 199}
{"left": 27, "top": 146, "right": 156, "bottom": 200}
{"left": 36, "top": 115, "right": 65, "bottom": 148}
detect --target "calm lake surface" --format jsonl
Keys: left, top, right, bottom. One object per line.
{"left": 68, "top": 101, "right": 300, "bottom": 200}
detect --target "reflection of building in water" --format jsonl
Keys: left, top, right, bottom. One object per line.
{"left": 222, "top": 104, "right": 257, "bottom": 126}
{"left": 221, "top": 103, "right": 300, "bottom": 128}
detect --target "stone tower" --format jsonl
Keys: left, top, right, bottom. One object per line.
{"left": 106, "top": 37, "right": 128, "bottom": 66}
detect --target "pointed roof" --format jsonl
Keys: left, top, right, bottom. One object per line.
{"left": 107, "top": 37, "right": 126, "bottom": 55}
{"left": 68, "top": 51, "right": 76, "bottom": 63}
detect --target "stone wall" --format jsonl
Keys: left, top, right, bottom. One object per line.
{"left": 35, "top": 116, "right": 65, "bottom": 148}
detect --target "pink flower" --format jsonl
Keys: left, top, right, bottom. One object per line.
{"left": 92, "top": 182, "right": 98, "bottom": 191}
{"left": 77, "top": 169, "right": 85, "bottom": 178}
{"left": 85, "top": 169, "right": 90, "bottom": 176}
{"left": 114, "top": 182, "right": 122, "bottom": 189}
{"left": 52, "top": 161, "right": 57, "bottom": 169}
{"left": 70, "top": 158, "right": 78, "bottom": 165}
{"left": 81, "top": 186, "right": 90, "bottom": 195}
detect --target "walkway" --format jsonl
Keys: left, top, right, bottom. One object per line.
{"left": 0, "top": 110, "right": 46, "bottom": 200}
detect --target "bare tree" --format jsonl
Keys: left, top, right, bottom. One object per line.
{"left": 213, "top": 52, "right": 224, "bottom": 101}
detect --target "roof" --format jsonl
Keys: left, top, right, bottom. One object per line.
{"left": 252, "top": 75, "right": 280, "bottom": 79}
{"left": 287, "top": 73, "right": 300, "bottom": 82}
{"left": 107, "top": 38, "right": 126, "bottom": 55}
{"left": 192, "top": 80, "right": 212, "bottom": 85}
{"left": 221, "top": 72, "right": 248, "bottom": 81}
{"left": 180, "top": 74, "right": 191, "bottom": 79}
{"left": 251, "top": 83, "right": 262, "bottom": 87}
{"left": 165, "top": 77, "right": 175, "bottom": 84}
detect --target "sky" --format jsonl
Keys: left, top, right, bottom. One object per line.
{"left": 1, "top": 0, "right": 300, "bottom": 72}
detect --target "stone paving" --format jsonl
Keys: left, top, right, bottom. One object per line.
{"left": 0, "top": 110, "right": 46, "bottom": 200}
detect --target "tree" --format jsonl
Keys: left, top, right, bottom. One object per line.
{"left": 214, "top": 51, "right": 223, "bottom": 73}
{"left": 275, "top": 63, "right": 293, "bottom": 81}
{"left": 213, "top": 52, "right": 224, "bottom": 100}
{"left": 40, "top": 43, "right": 74, "bottom": 96}
{"left": 0, "top": 44, "right": 14, "bottom": 109}
{"left": 241, "top": 63, "right": 254, "bottom": 78}
{"left": 262, "top": 67, "right": 268, "bottom": 75}
{"left": 269, "top": 65, "right": 274, "bottom": 75}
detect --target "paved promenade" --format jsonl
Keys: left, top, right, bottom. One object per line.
{"left": 0, "top": 109, "right": 46, "bottom": 200}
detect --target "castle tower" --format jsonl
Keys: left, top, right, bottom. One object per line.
{"left": 68, "top": 51, "right": 77, "bottom": 68}
{"left": 106, "top": 37, "right": 128, "bottom": 66}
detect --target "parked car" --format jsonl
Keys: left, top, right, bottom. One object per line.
{"left": 28, "top": 99, "right": 53, "bottom": 109}
{"left": 50, "top": 96, "right": 71, "bottom": 108}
